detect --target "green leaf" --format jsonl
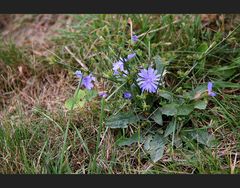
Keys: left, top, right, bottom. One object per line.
{"left": 154, "top": 55, "right": 165, "bottom": 75}
{"left": 177, "top": 104, "right": 194, "bottom": 116}
{"left": 164, "top": 119, "right": 176, "bottom": 137}
{"left": 65, "top": 98, "right": 75, "bottom": 110}
{"left": 197, "top": 42, "right": 208, "bottom": 53}
{"left": 209, "top": 66, "right": 237, "bottom": 79}
{"left": 65, "top": 98, "right": 85, "bottom": 110}
{"left": 74, "top": 89, "right": 86, "bottom": 100}
{"left": 106, "top": 112, "right": 140, "bottom": 129}
{"left": 85, "top": 89, "right": 98, "bottom": 101}
{"left": 116, "top": 133, "right": 143, "bottom": 147}
{"left": 151, "top": 108, "right": 163, "bottom": 125}
{"left": 161, "top": 103, "right": 178, "bottom": 116}
{"left": 144, "top": 134, "right": 166, "bottom": 163}
{"left": 194, "top": 100, "right": 208, "bottom": 110}
{"left": 64, "top": 90, "right": 86, "bottom": 110}
{"left": 214, "top": 81, "right": 240, "bottom": 89}
{"left": 159, "top": 89, "right": 173, "bottom": 101}
{"left": 185, "top": 129, "right": 216, "bottom": 147}
{"left": 186, "top": 84, "right": 207, "bottom": 100}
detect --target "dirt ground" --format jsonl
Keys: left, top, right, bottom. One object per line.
{"left": 0, "top": 14, "right": 73, "bottom": 55}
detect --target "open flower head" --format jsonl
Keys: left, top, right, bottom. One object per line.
{"left": 137, "top": 67, "right": 161, "bottom": 93}
{"left": 207, "top": 82, "right": 216, "bottom": 97}
{"left": 82, "top": 73, "right": 95, "bottom": 90}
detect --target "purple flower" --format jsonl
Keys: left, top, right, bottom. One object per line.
{"left": 75, "top": 70, "right": 83, "bottom": 78}
{"left": 99, "top": 91, "right": 108, "bottom": 98}
{"left": 112, "top": 53, "right": 136, "bottom": 75}
{"left": 123, "top": 92, "right": 132, "bottom": 99}
{"left": 137, "top": 67, "right": 161, "bottom": 93}
{"left": 132, "top": 35, "right": 138, "bottom": 42}
{"left": 82, "top": 74, "right": 96, "bottom": 90}
{"left": 207, "top": 82, "right": 216, "bottom": 97}
{"left": 126, "top": 53, "right": 136, "bottom": 61}
{"left": 75, "top": 71, "right": 96, "bottom": 90}
{"left": 113, "top": 58, "right": 125, "bottom": 75}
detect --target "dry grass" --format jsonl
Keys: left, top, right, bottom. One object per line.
{"left": 0, "top": 14, "right": 75, "bottom": 117}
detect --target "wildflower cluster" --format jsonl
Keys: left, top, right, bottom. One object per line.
{"left": 67, "top": 25, "right": 218, "bottom": 163}
{"left": 111, "top": 52, "right": 163, "bottom": 104}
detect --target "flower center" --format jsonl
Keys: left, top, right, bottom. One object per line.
{"left": 146, "top": 76, "right": 152, "bottom": 83}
